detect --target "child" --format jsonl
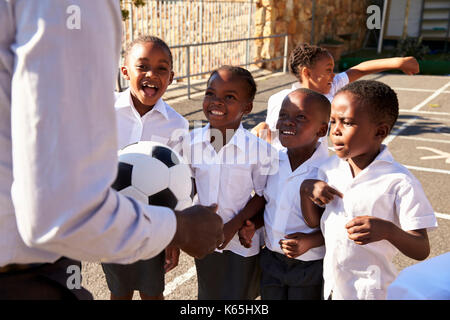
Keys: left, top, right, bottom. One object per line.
{"left": 254, "top": 43, "right": 419, "bottom": 149}
{"left": 300, "top": 80, "right": 438, "bottom": 300}
{"left": 186, "top": 65, "right": 277, "bottom": 300}
{"left": 239, "top": 88, "right": 331, "bottom": 300}
{"left": 102, "top": 35, "right": 189, "bottom": 300}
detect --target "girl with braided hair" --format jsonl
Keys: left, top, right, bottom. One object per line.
{"left": 253, "top": 43, "right": 419, "bottom": 149}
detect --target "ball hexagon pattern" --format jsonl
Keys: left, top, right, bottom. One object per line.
{"left": 112, "top": 141, "right": 193, "bottom": 211}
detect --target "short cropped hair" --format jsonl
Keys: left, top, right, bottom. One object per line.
{"left": 207, "top": 65, "right": 257, "bottom": 101}
{"left": 124, "top": 35, "right": 173, "bottom": 69}
{"left": 288, "top": 43, "right": 330, "bottom": 82}
{"left": 285, "top": 88, "right": 331, "bottom": 123}
{"left": 336, "top": 80, "right": 399, "bottom": 131}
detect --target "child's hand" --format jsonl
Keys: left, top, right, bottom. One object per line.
{"left": 279, "top": 232, "right": 313, "bottom": 259}
{"left": 399, "top": 56, "right": 419, "bottom": 75}
{"left": 345, "top": 216, "right": 392, "bottom": 245}
{"left": 218, "top": 218, "right": 242, "bottom": 250}
{"left": 238, "top": 220, "right": 256, "bottom": 248}
{"left": 164, "top": 245, "right": 180, "bottom": 273}
{"left": 250, "top": 121, "right": 272, "bottom": 143}
{"left": 301, "top": 179, "right": 343, "bottom": 207}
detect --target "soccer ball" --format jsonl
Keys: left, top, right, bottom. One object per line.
{"left": 111, "top": 141, "right": 194, "bottom": 211}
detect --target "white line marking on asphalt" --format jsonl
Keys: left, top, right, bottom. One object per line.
{"left": 412, "top": 82, "right": 450, "bottom": 112}
{"left": 400, "top": 109, "right": 450, "bottom": 116}
{"left": 404, "top": 165, "right": 450, "bottom": 175}
{"left": 397, "top": 136, "right": 450, "bottom": 144}
{"left": 393, "top": 87, "right": 450, "bottom": 94}
{"left": 164, "top": 266, "right": 196, "bottom": 297}
{"left": 436, "top": 212, "right": 450, "bottom": 220}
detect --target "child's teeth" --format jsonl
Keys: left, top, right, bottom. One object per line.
{"left": 211, "top": 110, "right": 224, "bottom": 115}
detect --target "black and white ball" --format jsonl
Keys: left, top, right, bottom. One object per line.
{"left": 112, "top": 141, "right": 194, "bottom": 210}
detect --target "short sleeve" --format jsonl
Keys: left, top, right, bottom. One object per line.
{"left": 252, "top": 142, "right": 279, "bottom": 196}
{"left": 395, "top": 178, "right": 438, "bottom": 231}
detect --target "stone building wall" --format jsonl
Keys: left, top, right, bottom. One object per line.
{"left": 255, "top": 0, "right": 368, "bottom": 70}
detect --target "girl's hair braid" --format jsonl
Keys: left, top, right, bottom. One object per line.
{"left": 288, "top": 43, "right": 330, "bottom": 82}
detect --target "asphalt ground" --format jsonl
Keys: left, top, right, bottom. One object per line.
{"left": 82, "top": 72, "right": 450, "bottom": 300}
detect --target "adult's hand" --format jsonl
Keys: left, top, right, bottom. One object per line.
{"left": 170, "top": 204, "right": 224, "bottom": 259}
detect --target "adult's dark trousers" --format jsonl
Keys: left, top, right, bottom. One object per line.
{"left": 0, "top": 257, "right": 93, "bottom": 300}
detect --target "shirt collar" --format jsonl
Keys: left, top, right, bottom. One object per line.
{"left": 281, "top": 140, "right": 328, "bottom": 176}
{"left": 338, "top": 144, "right": 394, "bottom": 179}
{"left": 371, "top": 144, "right": 394, "bottom": 164}
{"left": 115, "top": 88, "right": 169, "bottom": 120}
{"left": 192, "top": 122, "right": 248, "bottom": 152}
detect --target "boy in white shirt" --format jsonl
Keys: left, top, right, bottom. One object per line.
{"left": 102, "top": 36, "right": 188, "bottom": 301}
{"left": 254, "top": 43, "right": 419, "bottom": 150}
{"left": 300, "top": 80, "right": 438, "bottom": 300}
{"left": 238, "top": 88, "right": 331, "bottom": 299}
{"left": 186, "top": 66, "right": 277, "bottom": 299}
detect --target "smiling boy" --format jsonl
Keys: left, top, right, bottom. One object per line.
{"left": 102, "top": 36, "right": 189, "bottom": 300}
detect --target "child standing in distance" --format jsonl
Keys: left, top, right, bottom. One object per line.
{"left": 239, "top": 88, "right": 331, "bottom": 300}
{"left": 254, "top": 43, "right": 419, "bottom": 149}
{"left": 187, "top": 66, "right": 277, "bottom": 300}
{"left": 102, "top": 36, "right": 189, "bottom": 300}
{"left": 300, "top": 80, "right": 438, "bottom": 300}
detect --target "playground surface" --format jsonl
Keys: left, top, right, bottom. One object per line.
{"left": 82, "top": 72, "right": 450, "bottom": 300}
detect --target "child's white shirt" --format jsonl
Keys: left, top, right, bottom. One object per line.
{"left": 263, "top": 141, "right": 329, "bottom": 261}
{"left": 317, "top": 145, "right": 437, "bottom": 300}
{"left": 115, "top": 89, "right": 189, "bottom": 151}
{"left": 264, "top": 72, "right": 349, "bottom": 150}
{"left": 188, "top": 123, "right": 278, "bottom": 257}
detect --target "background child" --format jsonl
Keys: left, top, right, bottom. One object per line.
{"left": 254, "top": 42, "right": 419, "bottom": 149}
{"left": 187, "top": 65, "right": 277, "bottom": 299}
{"left": 102, "top": 35, "right": 189, "bottom": 300}
{"left": 240, "top": 88, "right": 331, "bottom": 300}
{"left": 300, "top": 80, "right": 438, "bottom": 300}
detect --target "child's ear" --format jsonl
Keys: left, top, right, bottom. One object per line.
{"left": 375, "top": 123, "right": 390, "bottom": 140}
{"left": 169, "top": 71, "right": 174, "bottom": 85}
{"left": 243, "top": 101, "right": 253, "bottom": 115}
{"left": 301, "top": 67, "right": 311, "bottom": 81}
{"left": 317, "top": 122, "right": 329, "bottom": 138}
{"left": 121, "top": 66, "right": 130, "bottom": 80}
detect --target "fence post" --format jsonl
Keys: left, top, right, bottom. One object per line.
{"left": 186, "top": 45, "right": 191, "bottom": 99}
{"left": 246, "top": 0, "right": 253, "bottom": 67}
{"left": 283, "top": 34, "right": 288, "bottom": 73}
{"left": 128, "top": 1, "right": 134, "bottom": 42}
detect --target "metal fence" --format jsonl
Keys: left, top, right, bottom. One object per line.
{"left": 118, "top": 0, "right": 288, "bottom": 97}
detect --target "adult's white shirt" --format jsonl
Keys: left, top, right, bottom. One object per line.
{"left": 387, "top": 252, "right": 450, "bottom": 300}
{"left": 0, "top": 0, "right": 176, "bottom": 267}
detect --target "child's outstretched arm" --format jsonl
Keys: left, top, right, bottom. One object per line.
{"left": 300, "top": 179, "right": 343, "bottom": 228}
{"left": 218, "top": 194, "right": 266, "bottom": 250}
{"left": 345, "top": 217, "right": 430, "bottom": 261}
{"left": 345, "top": 56, "right": 419, "bottom": 82}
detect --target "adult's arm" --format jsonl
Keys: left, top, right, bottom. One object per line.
{"left": 6, "top": 0, "right": 184, "bottom": 264}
